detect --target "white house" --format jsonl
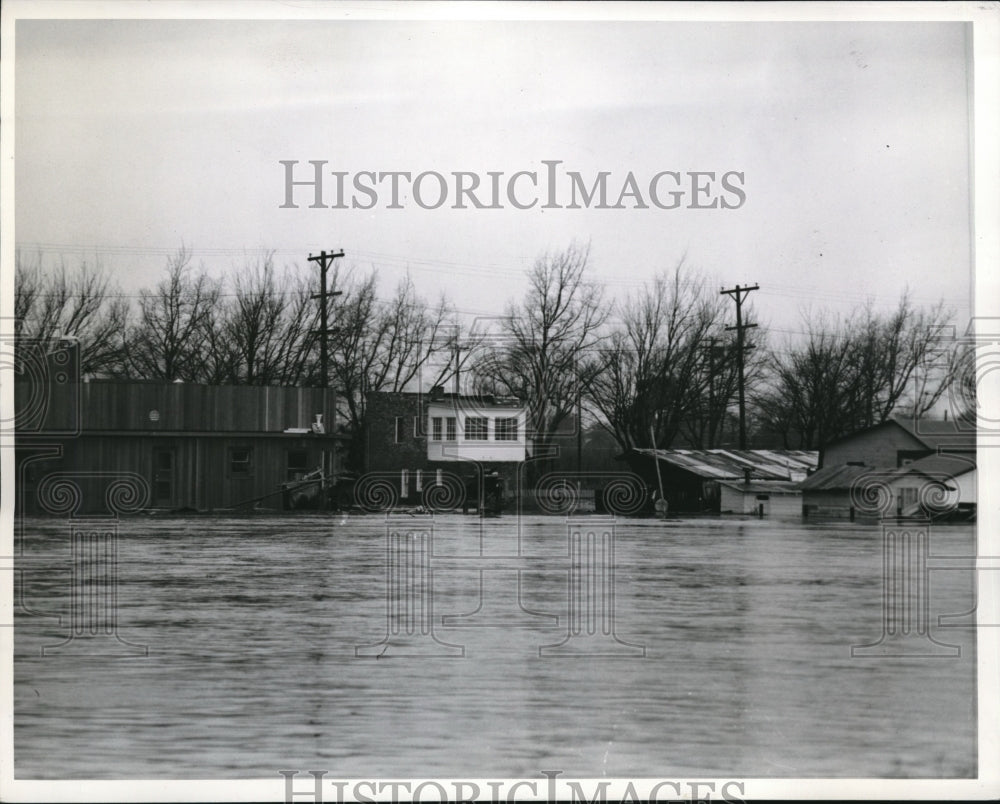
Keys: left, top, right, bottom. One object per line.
{"left": 425, "top": 395, "right": 528, "bottom": 464}
{"left": 885, "top": 452, "right": 976, "bottom": 518}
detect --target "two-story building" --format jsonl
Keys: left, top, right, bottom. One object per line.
{"left": 365, "top": 387, "right": 528, "bottom": 510}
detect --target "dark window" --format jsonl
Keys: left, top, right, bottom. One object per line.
{"left": 465, "top": 417, "right": 488, "bottom": 440}
{"left": 446, "top": 417, "right": 457, "bottom": 441}
{"left": 432, "top": 417, "right": 443, "bottom": 441}
{"left": 230, "top": 447, "right": 253, "bottom": 475}
{"left": 286, "top": 449, "right": 310, "bottom": 481}
{"left": 494, "top": 417, "right": 518, "bottom": 441}
{"left": 153, "top": 449, "right": 175, "bottom": 506}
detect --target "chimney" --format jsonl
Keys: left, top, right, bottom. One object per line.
{"left": 743, "top": 467, "right": 752, "bottom": 486}
{"left": 430, "top": 385, "right": 445, "bottom": 401}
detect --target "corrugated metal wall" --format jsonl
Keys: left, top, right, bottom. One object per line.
{"left": 15, "top": 381, "right": 336, "bottom": 434}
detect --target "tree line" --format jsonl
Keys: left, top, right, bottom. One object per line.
{"left": 15, "top": 244, "right": 966, "bottom": 468}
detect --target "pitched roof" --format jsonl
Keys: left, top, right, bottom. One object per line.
{"left": 892, "top": 418, "right": 977, "bottom": 452}
{"left": 890, "top": 452, "right": 976, "bottom": 481}
{"left": 798, "top": 463, "right": 872, "bottom": 492}
{"left": 626, "top": 448, "right": 818, "bottom": 481}
{"left": 820, "top": 417, "right": 976, "bottom": 453}
{"left": 717, "top": 479, "right": 803, "bottom": 495}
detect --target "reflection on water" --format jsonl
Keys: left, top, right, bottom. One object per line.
{"left": 14, "top": 515, "right": 976, "bottom": 779}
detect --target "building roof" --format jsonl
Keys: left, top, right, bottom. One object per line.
{"left": 893, "top": 417, "right": 977, "bottom": 452}
{"left": 821, "top": 417, "right": 976, "bottom": 453}
{"left": 717, "top": 479, "right": 803, "bottom": 495}
{"left": 369, "top": 390, "right": 525, "bottom": 409}
{"left": 798, "top": 463, "right": 872, "bottom": 492}
{"left": 625, "top": 448, "right": 818, "bottom": 481}
{"left": 890, "top": 452, "right": 976, "bottom": 481}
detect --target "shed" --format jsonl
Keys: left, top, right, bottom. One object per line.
{"left": 799, "top": 463, "right": 873, "bottom": 520}
{"left": 718, "top": 479, "right": 804, "bottom": 518}
{"left": 619, "top": 448, "right": 817, "bottom": 513}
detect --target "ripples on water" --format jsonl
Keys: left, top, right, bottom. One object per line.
{"left": 14, "top": 515, "right": 976, "bottom": 779}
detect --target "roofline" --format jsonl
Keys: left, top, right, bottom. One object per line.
{"left": 819, "top": 419, "right": 924, "bottom": 452}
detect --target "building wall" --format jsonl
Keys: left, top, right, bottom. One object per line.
{"left": 719, "top": 486, "right": 801, "bottom": 517}
{"left": 890, "top": 469, "right": 977, "bottom": 509}
{"left": 821, "top": 423, "right": 928, "bottom": 469}
{"left": 366, "top": 392, "right": 529, "bottom": 470}
{"left": 802, "top": 491, "right": 855, "bottom": 519}
{"left": 16, "top": 380, "right": 344, "bottom": 514}
{"left": 19, "top": 433, "right": 339, "bottom": 513}
{"left": 365, "top": 393, "right": 431, "bottom": 473}
{"left": 16, "top": 380, "right": 337, "bottom": 434}
{"left": 426, "top": 401, "right": 527, "bottom": 463}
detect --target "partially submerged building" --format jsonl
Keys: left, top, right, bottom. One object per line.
{"left": 619, "top": 449, "right": 818, "bottom": 515}
{"left": 365, "top": 387, "right": 528, "bottom": 511}
{"left": 16, "top": 378, "right": 345, "bottom": 513}
{"left": 805, "top": 417, "right": 977, "bottom": 520}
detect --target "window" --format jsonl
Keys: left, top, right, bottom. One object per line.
{"left": 432, "top": 417, "right": 443, "bottom": 441}
{"left": 395, "top": 416, "right": 406, "bottom": 443}
{"left": 494, "top": 416, "right": 518, "bottom": 441}
{"left": 465, "top": 416, "right": 488, "bottom": 440}
{"left": 230, "top": 447, "right": 253, "bottom": 475}
{"left": 446, "top": 417, "right": 457, "bottom": 441}
{"left": 286, "top": 449, "right": 310, "bottom": 481}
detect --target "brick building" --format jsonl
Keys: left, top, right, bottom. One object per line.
{"left": 364, "top": 388, "right": 528, "bottom": 510}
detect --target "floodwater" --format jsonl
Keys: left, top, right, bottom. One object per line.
{"left": 13, "top": 514, "right": 977, "bottom": 779}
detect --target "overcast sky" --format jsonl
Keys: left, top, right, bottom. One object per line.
{"left": 13, "top": 17, "right": 974, "bottom": 341}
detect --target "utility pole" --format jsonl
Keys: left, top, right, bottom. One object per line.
{"left": 308, "top": 249, "right": 344, "bottom": 509}
{"left": 308, "top": 249, "right": 344, "bottom": 389}
{"left": 720, "top": 283, "right": 758, "bottom": 449}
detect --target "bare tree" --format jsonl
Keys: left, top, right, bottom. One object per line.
{"left": 755, "top": 318, "right": 860, "bottom": 449}
{"left": 585, "top": 263, "right": 737, "bottom": 452}
{"left": 471, "top": 243, "right": 607, "bottom": 470}
{"left": 14, "top": 249, "right": 129, "bottom": 376}
{"left": 754, "top": 293, "right": 956, "bottom": 449}
{"left": 326, "top": 267, "right": 452, "bottom": 467}
{"left": 213, "top": 252, "right": 320, "bottom": 385}
{"left": 121, "top": 247, "right": 222, "bottom": 381}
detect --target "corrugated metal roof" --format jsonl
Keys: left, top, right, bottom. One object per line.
{"left": 629, "top": 448, "right": 818, "bottom": 481}
{"left": 717, "top": 479, "right": 803, "bottom": 495}
{"left": 798, "top": 463, "right": 872, "bottom": 492}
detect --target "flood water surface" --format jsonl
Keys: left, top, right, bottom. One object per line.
{"left": 13, "top": 514, "right": 977, "bottom": 779}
